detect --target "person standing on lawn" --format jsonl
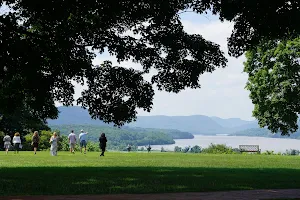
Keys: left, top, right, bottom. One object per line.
{"left": 79, "top": 130, "right": 88, "bottom": 154}
{"left": 99, "top": 133, "right": 107, "bottom": 157}
{"left": 49, "top": 132, "right": 58, "bottom": 156}
{"left": 32, "top": 131, "right": 40, "bottom": 155}
{"left": 3, "top": 133, "right": 11, "bottom": 154}
{"left": 12, "top": 132, "right": 22, "bottom": 154}
{"left": 68, "top": 130, "right": 77, "bottom": 154}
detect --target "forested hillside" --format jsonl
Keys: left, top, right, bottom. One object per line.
{"left": 125, "top": 127, "right": 194, "bottom": 139}
{"left": 231, "top": 128, "right": 300, "bottom": 139}
{"left": 49, "top": 125, "right": 194, "bottom": 149}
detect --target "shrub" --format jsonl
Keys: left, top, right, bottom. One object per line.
{"left": 86, "top": 142, "right": 100, "bottom": 152}
{"left": 58, "top": 135, "right": 70, "bottom": 151}
{"left": 174, "top": 146, "right": 182, "bottom": 152}
{"left": 161, "top": 147, "right": 167, "bottom": 152}
{"left": 139, "top": 147, "right": 145, "bottom": 151}
{"left": 262, "top": 150, "right": 275, "bottom": 155}
{"left": 232, "top": 148, "right": 241, "bottom": 154}
{"left": 183, "top": 146, "right": 190, "bottom": 153}
{"left": 202, "top": 143, "right": 234, "bottom": 154}
{"left": 285, "top": 149, "right": 300, "bottom": 156}
{"left": 0, "top": 131, "right": 4, "bottom": 151}
{"left": 190, "top": 145, "right": 201, "bottom": 153}
{"left": 23, "top": 130, "right": 53, "bottom": 151}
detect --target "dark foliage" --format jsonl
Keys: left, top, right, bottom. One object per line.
{"left": 49, "top": 124, "right": 193, "bottom": 149}
{"left": 244, "top": 38, "right": 300, "bottom": 134}
{"left": 0, "top": 103, "right": 51, "bottom": 135}
{"left": 1, "top": 0, "right": 299, "bottom": 128}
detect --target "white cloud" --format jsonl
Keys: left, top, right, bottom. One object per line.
{"left": 135, "top": 18, "right": 254, "bottom": 120}
{"left": 182, "top": 20, "right": 233, "bottom": 52}
{"left": 59, "top": 14, "right": 255, "bottom": 120}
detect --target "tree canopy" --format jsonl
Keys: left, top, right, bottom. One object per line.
{"left": 244, "top": 38, "right": 300, "bottom": 135}
{"left": 0, "top": 101, "right": 51, "bottom": 134}
{"left": 1, "top": 0, "right": 300, "bottom": 127}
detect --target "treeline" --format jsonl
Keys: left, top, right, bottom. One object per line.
{"left": 171, "top": 144, "right": 300, "bottom": 156}
{"left": 49, "top": 125, "right": 194, "bottom": 150}
{"left": 172, "top": 144, "right": 238, "bottom": 154}
{"left": 127, "top": 127, "right": 194, "bottom": 139}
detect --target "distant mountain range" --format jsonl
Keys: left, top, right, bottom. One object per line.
{"left": 47, "top": 106, "right": 260, "bottom": 135}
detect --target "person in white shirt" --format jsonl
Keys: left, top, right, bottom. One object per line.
{"left": 12, "top": 132, "right": 21, "bottom": 154}
{"left": 3, "top": 133, "right": 11, "bottom": 154}
{"left": 68, "top": 130, "right": 77, "bottom": 154}
{"left": 79, "top": 130, "right": 88, "bottom": 154}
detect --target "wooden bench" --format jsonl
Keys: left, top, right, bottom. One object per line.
{"left": 239, "top": 145, "right": 260, "bottom": 153}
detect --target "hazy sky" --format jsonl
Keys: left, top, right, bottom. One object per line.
{"left": 70, "top": 12, "right": 255, "bottom": 120}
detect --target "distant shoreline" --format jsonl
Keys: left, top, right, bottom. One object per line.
{"left": 191, "top": 133, "right": 299, "bottom": 140}
{"left": 149, "top": 135, "right": 300, "bottom": 153}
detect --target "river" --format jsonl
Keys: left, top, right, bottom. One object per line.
{"left": 147, "top": 135, "right": 300, "bottom": 153}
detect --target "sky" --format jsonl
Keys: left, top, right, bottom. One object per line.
{"left": 70, "top": 12, "right": 255, "bottom": 121}
{"left": 0, "top": 4, "right": 254, "bottom": 120}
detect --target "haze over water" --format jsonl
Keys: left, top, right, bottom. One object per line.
{"left": 149, "top": 135, "right": 300, "bottom": 153}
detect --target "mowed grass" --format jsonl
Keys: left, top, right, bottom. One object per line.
{"left": 1, "top": 151, "right": 300, "bottom": 196}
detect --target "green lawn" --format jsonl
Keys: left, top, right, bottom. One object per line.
{"left": 1, "top": 151, "right": 300, "bottom": 196}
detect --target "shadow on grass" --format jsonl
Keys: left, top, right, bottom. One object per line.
{"left": 1, "top": 166, "right": 300, "bottom": 195}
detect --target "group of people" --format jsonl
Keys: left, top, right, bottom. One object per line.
{"left": 49, "top": 130, "right": 107, "bottom": 156}
{"left": 3, "top": 132, "right": 24, "bottom": 154}
{"left": 3, "top": 130, "right": 108, "bottom": 157}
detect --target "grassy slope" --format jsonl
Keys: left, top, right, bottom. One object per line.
{"left": 1, "top": 152, "right": 300, "bottom": 196}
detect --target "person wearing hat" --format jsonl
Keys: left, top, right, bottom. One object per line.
{"left": 79, "top": 130, "right": 88, "bottom": 154}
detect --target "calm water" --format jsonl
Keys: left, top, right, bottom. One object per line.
{"left": 147, "top": 135, "right": 300, "bottom": 153}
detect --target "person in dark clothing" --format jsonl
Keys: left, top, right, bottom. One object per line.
{"left": 99, "top": 133, "right": 107, "bottom": 156}
{"left": 147, "top": 145, "right": 151, "bottom": 153}
{"left": 32, "top": 131, "right": 40, "bottom": 155}
{"left": 127, "top": 144, "right": 131, "bottom": 152}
